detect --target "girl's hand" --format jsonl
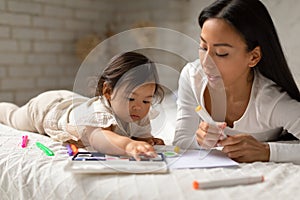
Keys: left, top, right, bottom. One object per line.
{"left": 196, "top": 121, "right": 226, "bottom": 149}
{"left": 132, "top": 136, "right": 165, "bottom": 146}
{"left": 125, "top": 140, "right": 157, "bottom": 161}
{"left": 218, "top": 134, "right": 270, "bottom": 163}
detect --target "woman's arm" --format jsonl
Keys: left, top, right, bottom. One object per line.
{"left": 86, "top": 126, "right": 157, "bottom": 160}
{"left": 258, "top": 83, "right": 300, "bottom": 163}
{"left": 173, "top": 63, "right": 203, "bottom": 149}
{"left": 219, "top": 85, "right": 300, "bottom": 163}
{"left": 268, "top": 142, "right": 300, "bottom": 164}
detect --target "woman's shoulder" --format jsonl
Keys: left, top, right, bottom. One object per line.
{"left": 254, "top": 71, "right": 282, "bottom": 92}
{"left": 180, "top": 59, "right": 206, "bottom": 79}
{"left": 182, "top": 59, "right": 201, "bottom": 72}
{"left": 253, "top": 70, "right": 293, "bottom": 101}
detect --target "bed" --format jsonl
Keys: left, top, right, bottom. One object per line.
{"left": 1, "top": 96, "right": 300, "bottom": 199}
{"left": 2, "top": 124, "right": 300, "bottom": 200}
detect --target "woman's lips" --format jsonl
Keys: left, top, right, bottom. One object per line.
{"left": 207, "top": 74, "right": 221, "bottom": 82}
{"left": 130, "top": 115, "right": 140, "bottom": 120}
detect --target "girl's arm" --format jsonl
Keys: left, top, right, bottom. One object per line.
{"left": 86, "top": 126, "right": 157, "bottom": 160}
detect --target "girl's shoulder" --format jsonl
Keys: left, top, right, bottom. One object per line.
{"left": 88, "top": 96, "right": 112, "bottom": 113}
{"left": 71, "top": 96, "right": 117, "bottom": 129}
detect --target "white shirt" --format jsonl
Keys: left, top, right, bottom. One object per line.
{"left": 69, "top": 96, "right": 153, "bottom": 138}
{"left": 173, "top": 59, "right": 300, "bottom": 164}
{"left": 44, "top": 93, "right": 153, "bottom": 142}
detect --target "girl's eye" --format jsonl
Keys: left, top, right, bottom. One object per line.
{"left": 143, "top": 100, "right": 151, "bottom": 104}
{"left": 128, "top": 98, "right": 135, "bottom": 101}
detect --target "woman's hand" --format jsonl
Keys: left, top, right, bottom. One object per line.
{"left": 196, "top": 121, "right": 226, "bottom": 149}
{"left": 132, "top": 136, "right": 165, "bottom": 146}
{"left": 218, "top": 134, "right": 270, "bottom": 163}
{"left": 125, "top": 140, "right": 157, "bottom": 161}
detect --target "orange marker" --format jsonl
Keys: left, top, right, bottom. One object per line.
{"left": 70, "top": 144, "right": 78, "bottom": 155}
{"left": 193, "top": 175, "right": 264, "bottom": 190}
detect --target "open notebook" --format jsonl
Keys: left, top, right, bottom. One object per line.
{"left": 64, "top": 146, "right": 238, "bottom": 174}
{"left": 64, "top": 151, "right": 168, "bottom": 174}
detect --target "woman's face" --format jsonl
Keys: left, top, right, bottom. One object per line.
{"left": 110, "top": 83, "right": 156, "bottom": 123}
{"left": 199, "top": 18, "right": 254, "bottom": 87}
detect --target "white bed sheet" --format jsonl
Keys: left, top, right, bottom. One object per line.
{"left": 1, "top": 123, "right": 300, "bottom": 200}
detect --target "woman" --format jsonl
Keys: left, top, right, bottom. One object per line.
{"left": 173, "top": 0, "right": 300, "bottom": 163}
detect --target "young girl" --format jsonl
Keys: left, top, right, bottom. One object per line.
{"left": 0, "top": 51, "right": 165, "bottom": 160}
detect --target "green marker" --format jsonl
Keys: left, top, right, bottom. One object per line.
{"left": 163, "top": 151, "right": 178, "bottom": 158}
{"left": 36, "top": 142, "right": 54, "bottom": 156}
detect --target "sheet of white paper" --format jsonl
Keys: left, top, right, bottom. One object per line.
{"left": 166, "top": 149, "right": 239, "bottom": 169}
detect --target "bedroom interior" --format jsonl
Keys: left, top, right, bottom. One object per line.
{"left": 1, "top": 0, "right": 300, "bottom": 199}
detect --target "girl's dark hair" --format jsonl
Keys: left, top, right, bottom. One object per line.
{"left": 96, "top": 51, "right": 164, "bottom": 103}
{"left": 199, "top": 0, "right": 300, "bottom": 101}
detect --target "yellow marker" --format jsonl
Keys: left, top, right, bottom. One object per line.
{"left": 174, "top": 146, "right": 180, "bottom": 154}
{"left": 195, "top": 105, "right": 214, "bottom": 124}
{"left": 195, "top": 105, "right": 227, "bottom": 139}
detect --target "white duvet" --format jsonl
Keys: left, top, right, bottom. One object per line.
{"left": 1, "top": 123, "right": 300, "bottom": 200}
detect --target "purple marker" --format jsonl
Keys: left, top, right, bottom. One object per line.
{"left": 66, "top": 144, "right": 73, "bottom": 156}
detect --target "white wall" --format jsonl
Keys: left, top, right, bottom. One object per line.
{"left": 263, "top": 0, "right": 300, "bottom": 87}
{"left": 0, "top": 0, "right": 299, "bottom": 105}
{"left": 0, "top": 0, "right": 112, "bottom": 105}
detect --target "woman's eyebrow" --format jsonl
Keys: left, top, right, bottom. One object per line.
{"left": 200, "top": 36, "right": 233, "bottom": 48}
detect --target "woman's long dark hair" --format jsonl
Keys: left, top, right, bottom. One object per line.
{"left": 199, "top": 0, "right": 300, "bottom": 101}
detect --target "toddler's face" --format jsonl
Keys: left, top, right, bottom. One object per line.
{"left": 110, "top": 83, "right": 156, "bottom": 123}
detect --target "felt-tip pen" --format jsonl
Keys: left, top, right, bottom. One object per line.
{"left": 195, "top": 105, "right": 227, "bottom": 139}
{"left": 36, "top": 142, "right": 54, "bottom": 156}
{"left": 66, "top": 144, "right": 73, "bottom": 156}
{"left": 193, "top": 175, "right": 264, "bottom": 189}
{"left": 70, "top": 144, "right": 78, "bottom": 155}
{"left": 21, "top": 135, "right": 28, "bottom": 148}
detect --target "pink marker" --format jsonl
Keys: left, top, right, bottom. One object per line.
{"left": 21, "top": 135, "right": 28, "bottom": 148}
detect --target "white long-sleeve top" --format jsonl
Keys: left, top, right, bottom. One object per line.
{"left": 173, "top": 59, "right": 300, "bottom": 164}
